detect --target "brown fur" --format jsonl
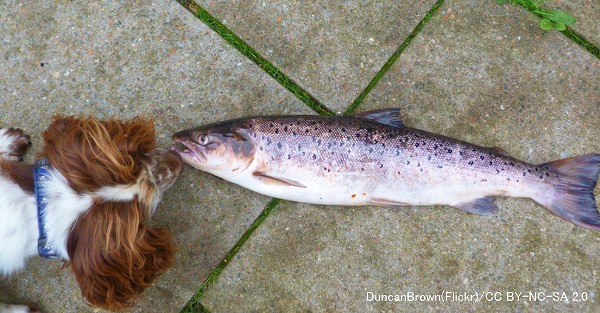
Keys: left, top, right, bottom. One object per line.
{"left": 40, "top": 116, "right": 157, "bottom": 192}
{"left": 67, "top": 201, "right": 175, "bottom": 311}
{"left": 0, "top": 162, "right": 34, "bottom": 193}
{"left": 41, "top": 115, "right": 178, "bottom": 310}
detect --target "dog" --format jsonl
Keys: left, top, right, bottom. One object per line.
{"left": 0, "top": 116, "right": 183, "bottom": 312}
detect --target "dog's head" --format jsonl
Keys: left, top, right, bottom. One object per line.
{"left": 40, "top": 115, "right": 183, "bottom": 310}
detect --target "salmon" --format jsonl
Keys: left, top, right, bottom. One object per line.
{"left": 172, "top": 109, "right": 600, "bottom": 230}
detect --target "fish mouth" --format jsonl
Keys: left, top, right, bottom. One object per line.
{"left": 171, "top": 139, "right": 208, "bottom": 163}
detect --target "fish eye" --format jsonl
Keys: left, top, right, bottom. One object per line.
{"left": 198, "top": 134, "right": 209, "bottom": 145}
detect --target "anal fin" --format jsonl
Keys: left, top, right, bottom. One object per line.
{"left": 454, "top": 196, "right": 498, "bottom": 216}
{"left": 253, "top": 171, "right": 306, "bottom": 188}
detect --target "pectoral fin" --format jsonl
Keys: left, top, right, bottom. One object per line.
{"left": 253, "top": 171, "right": 307, "bottom": 188}
{"left": 454, "top": 196, "right": 498, "bottom": 216}
{"left": 368, "top": 197, "right": 410, "bottom": 207}
{"left": 491, "top": 147, "right": 511, "bottom": 157}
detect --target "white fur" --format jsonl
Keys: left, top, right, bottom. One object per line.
{"left": 0, "top": 165, "right": 135, "bottom": 274}
{"left": 39, "top": 169, "right": 95, "bottom": 261}
{"left": 0, "top": 304, "right": 35, "bottom": 313}
{"left": 0, "top": 176, "right": 37, "bottom": 275}
{"left": 0, "top": 129, "right": 25, "bottom": 162}
{"left": 96, "top": 183, "right": 140, "bottom": 202}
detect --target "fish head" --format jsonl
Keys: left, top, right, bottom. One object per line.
{"left": 171, "top": 121, "right": 255, "bottom": 177}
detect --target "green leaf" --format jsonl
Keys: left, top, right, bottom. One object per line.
{"left": 554, "top": 21, "right": 566, "bottom": 31}
{"left": 550, "top": 10, "right": 576, "bottom": 25}
{"left": 538, "top": 9, "right": 576, "bottom": 25}
{"left": 496, "top": 0, "right": 508, "bottom": 3}
{"left": 539, "top": 19, "right": 553, "bottom": 30}
{"left": 531, "top": 0, "right": 545, "bottom": 10}
{"left": 523, "top": 0, "right": 543, "bottom": 11}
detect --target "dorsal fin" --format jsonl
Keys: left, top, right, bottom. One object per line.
{"left": 353, "top": 108, "right": 405, "bottom": 128}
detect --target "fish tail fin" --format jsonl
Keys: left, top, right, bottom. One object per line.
{"left": 538, "top": 154, "right": 600, "bottom": 230}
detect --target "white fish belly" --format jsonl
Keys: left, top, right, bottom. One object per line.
{"left": 226, "top": 160, "right": 537, "bottom": 207}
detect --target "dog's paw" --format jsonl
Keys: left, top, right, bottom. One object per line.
{"left": 0, "top": 128, "right": 31, "bottom": 161}
{"left": 0, "top": 303, "right": 40, "bottom": 313}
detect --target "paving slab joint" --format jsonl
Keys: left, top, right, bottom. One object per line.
{"left": 345, "top": 0, "right": 446, "bottom": 115}
{"left": 180, "top": 199, "right": 281, "bottom": 313}
{"left": 498, "top": 0, "right": 599, "bottom": 58}
{"left": 174, "top": 0, "right": 335, "bottom": 115}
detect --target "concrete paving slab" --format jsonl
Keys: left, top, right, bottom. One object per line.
{"left": 195, "top": 0, "right": 438, "bottom": 113}
{"left": 202, "top": 1, "right": 600, "bottom": 312}
{"left": 0, "top": 0, "right": 308, "bottom": 312}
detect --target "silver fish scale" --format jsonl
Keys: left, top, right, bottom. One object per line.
{"left": 244, "top": 116, "right": 553, "bottom": 186}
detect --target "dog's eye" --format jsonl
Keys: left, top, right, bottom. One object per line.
{"left": 198, "top": 134, "right": 209, "bottom": 145}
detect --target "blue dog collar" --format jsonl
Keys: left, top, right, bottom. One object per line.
{"left": 34, "top": 158, "right": 60, "bottom": 259}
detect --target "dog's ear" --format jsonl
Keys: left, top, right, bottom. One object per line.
{"left": 41, "top": 116, "right": 157, "bottom": 192}
{"left": 101, "top": 116, "right": 157, "bottom": 157}
{"left": 66, "top": 200, "right": 176, "bottom": 310}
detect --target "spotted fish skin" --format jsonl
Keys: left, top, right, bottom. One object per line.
{"left": 172, "top": 109, "right": 600, "bottom": 230}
